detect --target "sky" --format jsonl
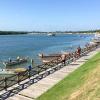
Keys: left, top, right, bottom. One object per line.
{"left": 0, "top": 0, "right": 100, "bottom": 31}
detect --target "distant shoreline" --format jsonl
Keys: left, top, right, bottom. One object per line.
{"left": 0, "top": 30, "right": 100, "bottom": 35}
{"left": 0, "top": 31, "right": 27, "bottom": 35}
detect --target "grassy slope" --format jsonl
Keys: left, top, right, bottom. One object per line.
{"left": 37, "top": 52, "right": 100, "bottom": 100}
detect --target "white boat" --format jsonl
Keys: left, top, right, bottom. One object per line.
{"left": 91, "top": 33, "right": 100, "bottom": 43}
{"left": 95, "top": 33, "right": 100, "bottom": 39}
{"left": 47, "top": 33, "right": 56, "bottom": 36}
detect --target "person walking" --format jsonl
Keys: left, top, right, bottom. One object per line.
{"left": 77, "top": 46, "right": 81, "bottom": 57}
{"left": 61, "top": 54, "right": 66, "bottom": 65}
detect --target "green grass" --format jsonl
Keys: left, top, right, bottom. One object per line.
{"left": 37, "top": 52, "right": 100, "bottom": 100}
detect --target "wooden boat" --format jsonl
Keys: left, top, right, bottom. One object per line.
{"left": 38, "top": 53, "right": 69, "bottom": 63}
{"left": 3, "top": 57, "right": 28, "bottom": 67}
{"left": 38, "top": 53, "right": 61, "bottom": 63}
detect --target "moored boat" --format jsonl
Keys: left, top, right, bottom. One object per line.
{"left": 91, "top": 33, "right": 100, "bottom": 43}
{"left": 92, "top": 39, "right": 100, "bottom": 43}
{"left": 38, "top": 53, "right": 61, "bottom": 63}
{"left": 38, "top": 53, "right": 69, "bottom": 63}
{"left": 3, "top": 57, "right": 28, "bottom": 67}
{"left": 47, "top": 33, "right": 56, "bottom": 36}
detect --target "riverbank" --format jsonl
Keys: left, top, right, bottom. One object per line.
{"left": 4, "top": 43, "right": 99, "bottom": 100}
{"left": 37, "top": 50, "right": 100, "bottom": 100}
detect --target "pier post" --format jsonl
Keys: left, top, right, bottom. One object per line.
{"left": 17, "top": 73, "right": 20, "bottom": 85}
{"left": 4, "top": 77, "right": 7, "bottom": 91}
{"left": 28, "top": 65, "right": 32, "bottom": 79}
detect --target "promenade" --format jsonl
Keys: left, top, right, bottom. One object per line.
{"left": 3, "top": 47, "right": 100, "bottom": 100}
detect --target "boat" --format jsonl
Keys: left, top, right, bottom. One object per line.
{"left": 47, "top": 33, "right": 56, "bottom": 36}
{"left": 38, "top": 53, "right": 69, "bottom": 63}
{"left": 92, "top": 39, "right": 100, "bottom": 43}
{"left": 95, "top": 33, "right": 100, "bottom": 39}
{"left": 3, "top": 57, "right": 28, "bottom": 67}
{"left": 91, "top": 33, "right": 100, "bottom": 43}
{"left": 38, "top": 54, "right": 61, "bottom": 63}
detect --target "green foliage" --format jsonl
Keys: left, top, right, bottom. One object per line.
{"left": 0, "top": 31, "right": 27, "bottom": 35}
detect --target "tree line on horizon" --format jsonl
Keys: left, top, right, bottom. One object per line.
{"left": 0, "top": 30, "right": 100, "bottom": 35}
{"left": 0, "top": 31, "right": 27, "bottom": 35}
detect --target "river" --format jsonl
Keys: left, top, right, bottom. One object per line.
{"left": 0, "top": 33, "right": 94, "bottom": 70}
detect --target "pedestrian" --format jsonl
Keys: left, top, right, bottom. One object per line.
{"left": 77, "top": 46, "right": 81, "bottom": 57}
{"left": 61, "top": 54, "right": 66, "bottom": 65}
{"left": 28, "top": 65, "right": 32, "bottom": 70}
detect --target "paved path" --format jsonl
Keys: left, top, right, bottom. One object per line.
{"left": 5, "top": 48, "right": 100, "bottom": 100}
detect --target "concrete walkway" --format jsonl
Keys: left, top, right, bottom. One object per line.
{"left": 6, "top": 48, "right": 100, "bottom": 100}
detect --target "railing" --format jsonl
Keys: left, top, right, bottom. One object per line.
{"left": 0, "top": 43, "right": 99, "bottom": 92}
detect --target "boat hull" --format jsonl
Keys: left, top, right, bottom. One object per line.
{"left": 4, "top": 58, "right": 28, "bottom": 67}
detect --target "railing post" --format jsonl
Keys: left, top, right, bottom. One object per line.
{"left": 28, "top": 65, "right": 32, "bottom": 79}
{"left": 4, "top": 77, "right": 7, "bottom": 91}
{"left": 28, "top": 69, "right": 31, "bottom": 79}
{"left": 17, "top": 73, "right": 20, "bottom": 85}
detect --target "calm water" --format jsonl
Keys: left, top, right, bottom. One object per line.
{"left": 0, "top": 34, "right": 94, "bottom": 69}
